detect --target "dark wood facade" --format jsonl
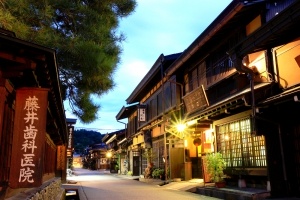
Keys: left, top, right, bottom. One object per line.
{"left": 166, "top": 0, "right": 300, "bottom": 197}
{"left": 0, "top": 29, "right": 68, "bottom": 199}
{"left": 116, "top": 0, "right": 300, "bottom": 198}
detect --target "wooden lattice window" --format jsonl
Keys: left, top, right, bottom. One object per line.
{"left": 152, "top": 140, "right": 165, "bottom": 169}
{"left": 216, "top": 118, "right": 266, "bottom": 168}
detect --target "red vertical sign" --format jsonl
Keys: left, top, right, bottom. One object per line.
{"left": 57, "top": 145, "right": 66, "bottom": 170}
{"left": 67, "top": 126, "right": 74, "bottom": 158}
{"left": 9, "top": 88, "right": 48, "bottom": 188}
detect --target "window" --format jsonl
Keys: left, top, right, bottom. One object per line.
{"left": 187, "top": 66, "right": 201, "bottom": 93}
{"left": 216, "top": 118, "right": 266, "bottom": 168}
{"left": 207, "top": 53, "right": 234, "bottom": 87}
{"left": 152, "top": 140, "right": 165, "bottom": 169}
{"left": 141, "top": 149, "right": 147, "bottom": 174}
{"left": 157, "top": 92, "right": 162, "bottom": 115}
{"left": 128, "top": 115, "right": 137, "bottom": 137}
{"left": 164, "top": 82, "right": 172, "bottom": 109}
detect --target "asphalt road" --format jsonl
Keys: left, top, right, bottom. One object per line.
{"left": 62, "top": 168, "right": 221, "bottom": 200}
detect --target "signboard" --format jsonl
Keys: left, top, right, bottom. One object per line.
{"left": 138, "top": 106, "right": 146, "bottom": 122}
{"left": 67, "top": 126, "right": 74, "bottom": 158}
{"left": 57, "top": 145, "right": 66, "bottom": 170}
{"left": 183, "top": 85, "right": 209, "bottom": 114}
{"left": 9, "top": 88, "right": 48, "bottom": 188}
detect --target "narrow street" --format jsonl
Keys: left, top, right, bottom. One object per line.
{"left": 62, "top": 168, "right": 220, "bottom": 200}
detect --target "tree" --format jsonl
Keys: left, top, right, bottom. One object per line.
{"left": 0, "top": 0, "right": 137, "bottom": 123}
{"left": 74, "top": 129, "right": 104, "bottom": 154}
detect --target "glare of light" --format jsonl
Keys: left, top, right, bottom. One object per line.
{"left": 186, "top": 119, "right": 197, "bottom": 126}
{"left": 205, "top": 129, "right": 213, "bottom": 134}
{"left": 106, "top": 152, "right": 112, "bottom": 158}
{"left": 176, "top": 123, "right": 186, "bottom": 132}
{"left": 224, "top": 135, "right": 229, "bottom": 140}
{"left": 184, "top": 139, "right": 188, "bottom": 148}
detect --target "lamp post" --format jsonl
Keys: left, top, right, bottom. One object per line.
{"left": 162, "top": 84, "right": 185, "bottom": 180}
{"left": 162, "top": 86, "right": 184, "bottom": 180}
{"left": 160, "top": 57, "right": 185, "bottom": 181}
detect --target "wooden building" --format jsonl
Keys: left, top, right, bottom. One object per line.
{"left": 0, "top": 29, "right": 68, "bottom": 199}
{"left": 116, "top": 53, "right": 183, "bottom": 177}
{"left": 116, "top": 0, "right": 300, "bottom": 198}
{"left": 102, "top": 130, "right": 126, "bottom": 173}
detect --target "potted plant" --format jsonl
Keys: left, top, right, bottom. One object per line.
{"left": 158, "top": 168, "right": 165, "bottom": 180}
{"left": 142, "top": 148, "right": 156, "bottom": 178}
{"left": 152, "top": 168, "right": 165, "bottom": 179}
{"left": 205, "top": 152, "right": 226, "bottom": 188}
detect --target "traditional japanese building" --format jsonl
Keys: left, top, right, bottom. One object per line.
{"left": 116, "top": 53, "right": 183, "bottom": 177}
{"left": 116, "top": 0, "right": 300, "bottom": 198}
{"left": 102, "top": 129, "right": 126, "bottom": 173}
{"left": 165, "top": 0, "right": 300, "bottom": 197}
{"left": 0, "top": 29, "right": 68, "bottom": 199}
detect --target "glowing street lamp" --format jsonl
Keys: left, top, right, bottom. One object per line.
{"left": 106, "top": 151, "right": 112, "bottom": 171}
{"left": 106, "top": 152, "right": 112, "bottom": 158}
{"left": 176, "top": 123, "right": 186, "bottom": 133}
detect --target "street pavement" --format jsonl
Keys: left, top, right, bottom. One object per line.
{"left": 62, "top": 168, "right": 221, "bottom": 200}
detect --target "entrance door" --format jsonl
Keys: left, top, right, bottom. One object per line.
{"left": 191, "top": 157, "right": 203, "bottom": 178}
{"left": 132, "top": 151, "right": 140, "bottom": 176}
{"left": 170, "top": 148, "right": 184, "bottom": 179}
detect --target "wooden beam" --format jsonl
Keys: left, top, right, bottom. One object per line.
{"left": 1, "top": 71, "right": 23, "bottom": 78}
{"left": 0, "top": 51, "right": 37, "bottom": 70}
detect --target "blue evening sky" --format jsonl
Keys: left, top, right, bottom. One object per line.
{"left": 65, "top": 0, "right": 232, "bottom": 133}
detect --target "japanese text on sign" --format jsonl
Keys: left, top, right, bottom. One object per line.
{"left": 19, "top": 96, "right": 40, "bottom": 183}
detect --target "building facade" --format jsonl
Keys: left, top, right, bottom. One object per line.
{"left": 116, "top": 53, "right": 183, "bottom": 177}
{"left": 102, "top": 130, "right": 127, "bottom": 174}
{"left": 116, "top": 0, "right": 300, "bottom": 198}
{"left": 0, "top": 29, "right": 68, "bottom": 199}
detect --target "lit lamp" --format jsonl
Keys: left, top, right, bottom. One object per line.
{"left": 161, "top": 75, "right": 185, "bottom": 181}
{"left": 106, "top": 151, "right": 112, "bottom": 171}
{"left": 176, "top": 122, "right": 187, "bottom": 165}
{"left": 106, "top": 151, "right": 112, "bottom": 158}
{"left": 176, "top": 123, "right": 186, "bottom": 133}
{"left": 164, "top": 120, "right": 187, "bottom": 180}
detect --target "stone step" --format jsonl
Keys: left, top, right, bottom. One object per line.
{"left": 195, "top": 186, "right": 270, "bottom": 200}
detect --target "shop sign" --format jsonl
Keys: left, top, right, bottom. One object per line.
{"left": 9, "top": 88, "right": 48, "bottom": 188}
{"left": 67, "top": 126, "right": 74, "bottom": 158}
{"left": 138, "top": 106, "right": 146, "bottom": 122}
{"left": 57, "top": 145, "right": 66, "bottom": 170}
{"left": 183, "top": 85, "right": 209, "bottom": 114}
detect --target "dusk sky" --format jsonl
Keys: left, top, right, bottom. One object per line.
{"left": 65, "top": 0, "right": 233, "bottom": 134}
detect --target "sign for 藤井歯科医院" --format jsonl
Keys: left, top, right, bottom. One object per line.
{"left": 9, "top": 88, "right": 48, "bottom": 189}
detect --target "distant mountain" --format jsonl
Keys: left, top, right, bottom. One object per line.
{"left": 74, "top": 129, "right": 104, "bottom": 155}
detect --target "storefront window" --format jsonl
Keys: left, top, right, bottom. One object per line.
{"left": 152, "top": 140, "right": 165, "bottom": 169}
{"left": 216, "top": 118, "right": 266, "bottom": 168}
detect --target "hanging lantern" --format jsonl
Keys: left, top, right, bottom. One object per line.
{"left": 193, "top": 138, "right": 201, "bottom": 147}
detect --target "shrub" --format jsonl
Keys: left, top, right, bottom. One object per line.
{"left": 152, "top": 168, "right": 164, "bottom": 179}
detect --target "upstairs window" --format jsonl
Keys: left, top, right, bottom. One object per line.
{"left": 207, "top": 52, "right": 235, "bottom": 87}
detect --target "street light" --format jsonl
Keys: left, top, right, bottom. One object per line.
{"left": 160, "top": 57, "right": 185, "bottom": 181}
{"left": 176, "top": 123, "right": 186, "bottom": 133}
{"left": 106, "top": 151, "right": 112, "bottom": 171}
